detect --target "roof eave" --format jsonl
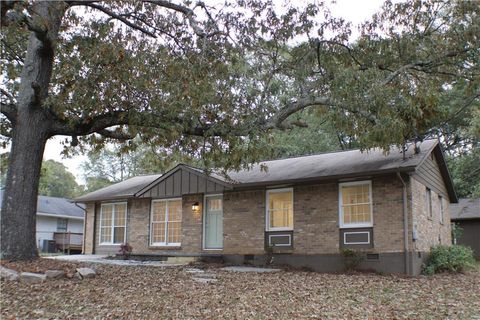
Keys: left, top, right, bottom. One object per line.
{"left": 74, "top": 195, "right": 134, "bottom": 203}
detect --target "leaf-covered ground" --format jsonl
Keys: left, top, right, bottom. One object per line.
{"left": 1, "top": 259, "right": 479, "bottom": 319}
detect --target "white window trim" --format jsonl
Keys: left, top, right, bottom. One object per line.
{"left": 343, "top": 231, "right": 371, "bottom": 245}
{"left": 150, "top": 198, "right": 182, "bottom": 247}
{"left": 202, "top": 194, "right": 224, "bottom": 250}
{"left": 99, "top": 202, "right": 127, "bottom": 246}
{"left": 339, "top": 180, "right": 373, "bottom": 228}
{"left": 266, "top": 188, "right": 294, "bottom": 231}
{"left": 268, "top": 234, "right": 292, "bottom": 247}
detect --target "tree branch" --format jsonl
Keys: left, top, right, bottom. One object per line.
{"left": 98, "top": 129, "right": 136, "bottom": 141}
{"left": 380, "top": 48, "right": 472, "bottom": 86}
{"left": 79, "top": 3, "right": 157, "bottom": 37}
{"left": 317, "top": 40, "right": 363, "bottom": 67}
{"left": 142, "top": 0, "right": 221, "bottom": 38}
{"left": 0, "top": 101, "right": 17, "bottom": 123}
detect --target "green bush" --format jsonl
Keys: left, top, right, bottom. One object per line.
{"left": 422, "top": 245, "right": 476, "bottom": 275}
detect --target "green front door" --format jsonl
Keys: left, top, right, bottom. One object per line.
{"left": 204, "top": 195, "right": 223, "bottom": 249}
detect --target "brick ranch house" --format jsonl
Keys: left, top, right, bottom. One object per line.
{"left": 76, "top": 139, "right": 457, "bottom": 275}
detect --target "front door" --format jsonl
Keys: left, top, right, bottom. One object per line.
{"left": 204, "top": 195, "right": 223, "bottom": 249}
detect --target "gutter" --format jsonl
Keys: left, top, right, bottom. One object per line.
{"left": 397, "top": 172, "right": 410, "bottom": 275}
{"left": 36, "top": 212, "right": 84, "bottom": 220}
{"left": 73, "top": 202, "right": 87, "bottom": 254}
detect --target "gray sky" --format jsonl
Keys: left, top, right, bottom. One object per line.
{"left": 40, "top": 0, "right": 386, "bottom": 184}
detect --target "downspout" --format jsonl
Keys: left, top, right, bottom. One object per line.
{"left": 74, "top": 202, "right": 87, "bottom": 254}
{"left": 397, "top": 172, "right": 410, "bottom": 275}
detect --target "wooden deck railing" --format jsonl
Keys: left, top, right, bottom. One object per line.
{"left": 53, "top": 232, "right": 83, "bottom": 254}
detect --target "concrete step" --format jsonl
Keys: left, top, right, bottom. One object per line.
{"left": 165, "top": 256, "right": 198, "bottom": 264}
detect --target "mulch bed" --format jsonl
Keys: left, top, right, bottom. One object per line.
{"left": 1, "top": 259, "right": 479, "bottom": 319}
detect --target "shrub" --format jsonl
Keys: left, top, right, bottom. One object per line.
{"left": 340, "top": 248, "right": 363, "bottom": 271}
{"left": 451, "top": 223, "right": 463, "bottom": 244}
{"left": 422, "top": 245, "right": 475, "bottom": 275}
{"left": 118, "top": 243, "right": 133, "bottom": 260}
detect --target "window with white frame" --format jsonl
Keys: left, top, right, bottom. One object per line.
{"left": 266, "top": 189, "right": 293, "bottom": 231}
{"left": 339, "top": 181, "right": 373, "bottom": 228}
{"left": 150, "top": 199, "right": 182, "bottom": 246}
{"left": 439, "top": 195, "right": 444, "bottom": 224}
{"left": 426, "top": 187, "right": 432, "bottom": 218}
{"left": 99, "top": 203, "right": 127, "bottom": 244}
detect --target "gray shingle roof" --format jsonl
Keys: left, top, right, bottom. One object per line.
{"left": 0, "top": 190, "right": 84, "bottom": 218}
{"left": 450, "top": 198, "right": 480, "bottom": 220}
{"left": 223, "top": 139, "right": 438, "bottom": 185}
{"left": 76, "top": 140, "right": 446, "bottom": 203}
{"left": 74, "top": 174, "right": 161, "bottom": 202}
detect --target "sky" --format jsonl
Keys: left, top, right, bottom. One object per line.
{"left": 37, "top": 0, "right": 386, "bottom": 184}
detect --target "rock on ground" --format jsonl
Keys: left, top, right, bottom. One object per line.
{"left": 20, "top": 272, "right": 46, "bottom": 283}
{"left": 0, "top": 266, "right": 19, "bottom": 281}
{"left": 193, "top": 277, "right": 218, "bottom": 283}
{"left": 45, "top": 270, "right": 65, "bottom": 279}
{"left": 75, "top": 267, "right": 96, "bottom": 279}
{"left": 220, "top": 266, "right": 281, "bottom": 273}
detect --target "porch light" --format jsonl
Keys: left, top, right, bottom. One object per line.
{"left": 192, "top": 202, "right": 200, "bottom": 212}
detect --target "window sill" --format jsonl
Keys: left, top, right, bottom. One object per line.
{"left": 149, "top": 246, "right": 182, "bottom": 250}
{"left": 98, "top": 243, "right": 121, "bottom": 246}
{"left": 339, "top": 225, "right": 373, "bottom": 229}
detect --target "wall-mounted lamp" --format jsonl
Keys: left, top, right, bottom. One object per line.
{"left": 192, "top": 202, "right": 200, "bottom": 212}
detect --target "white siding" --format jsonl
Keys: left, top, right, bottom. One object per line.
{"left": 36, "top": 216, "right": 58, "bottom": 250}
{"left": 68, "top": 219, "right": 84, "bottom": 233}
{"left": 36, "top": 215, "right": 84, "bottom": 251}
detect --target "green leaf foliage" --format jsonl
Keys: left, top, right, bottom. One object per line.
{"left": 422, "top": 245, "right": 476, "bottom": 275}
{"left": 38, "top": 160, "right": 82, "bottom": 198}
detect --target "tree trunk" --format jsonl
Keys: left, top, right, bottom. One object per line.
{"left": 1, "top": 114, "right": 49, "bottom": 260}
{"left": 0, "top": 1, "right": 65, "bottom": 260}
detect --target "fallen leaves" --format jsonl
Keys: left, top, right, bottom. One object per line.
{"left": 1, "top": 259, "right": 479, "bottom": 319}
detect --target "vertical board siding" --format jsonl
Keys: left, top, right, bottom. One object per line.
{"left": 139, "top": 168, "right": 228, "bottom": 198}
{"left": 173, "top": 171, "right": 182, "bottom": 195}
{"left": 412, "top": 154, "right": 448, "bottom": 198}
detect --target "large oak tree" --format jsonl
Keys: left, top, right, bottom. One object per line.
{"left": 1, "top": 0, "right": 479, "bottom": 260}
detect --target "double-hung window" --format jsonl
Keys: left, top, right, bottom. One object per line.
{"left": 339, "top": 181, "right": 373, "bottom": 228}
{"left": 150, "top": 199, "right": 182, "bottom": 246}
{"left": 99, "top": 203, "right": 127, "bottom": 244}
{"left": 266, "top": 188, "right": 293, "bottom": 231}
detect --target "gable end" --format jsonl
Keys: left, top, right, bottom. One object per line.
{"left": 136, "top": 165, "right": 232, "bottom": 198}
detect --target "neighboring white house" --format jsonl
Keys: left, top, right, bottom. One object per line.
{"left": 0, "top": 191, "right": 85, "bottom": 252}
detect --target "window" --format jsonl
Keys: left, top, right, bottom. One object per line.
{"left": 439, "top": 195, "right": 444, "bottom": 224}
{"left": 339, "top": 181, "right": 373, "bottom": 228}
{"left": 266, "top": 189, "right": 293, "bottom": 231}
{"left": 150, "top": 199, "right": 182, "bottom": 246}
{"left": 56, "top": 218, "right": 68, "bottom": 232}
{"left": 99, "top": 203, "right": 127, "bottom": 245}
{"left": 426, "top": 188, "right": 432, "bottom": 218}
